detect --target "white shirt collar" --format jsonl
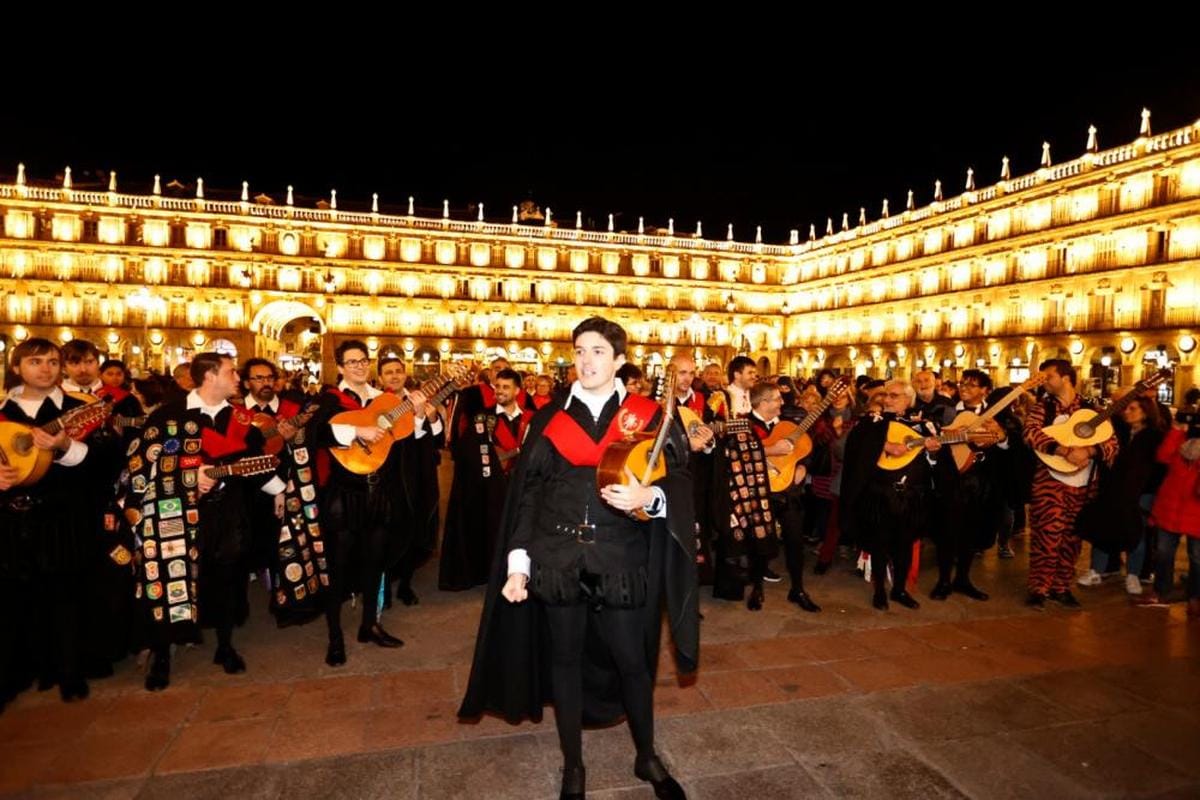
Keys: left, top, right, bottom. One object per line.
{"left": 5, "top": 385, "right": 65, "bottom": 415}
{"left": 751, "top": 410, "right": 778, "bottom": 427}
{"left": 187, "top": 389, "right": 230, "bottom": 420}
{"left": 61, "top": 378, "right": 99, "bottom": 394}
{"left": 676, "top": 387, "right": 695, "bottom": 404}
{"left": 564, "top": 379, "right": 626, "bottom": 419}
{"left": 496, "top": 403, "right": 522, "bottom": 420}
{"left": 338, "top": 380, "right": 382, "bottom": 404}
{"left": 245, "top": 395, "right": 280, "bottom": 413}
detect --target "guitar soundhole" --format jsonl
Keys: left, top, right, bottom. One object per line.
{"left": 13, "top": 433, "right": 33, "bottom": 456}
{"left": 1074, "top": 422, "right": 1095, "bottom": 439}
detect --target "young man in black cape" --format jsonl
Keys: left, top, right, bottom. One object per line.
{"left": 459, "top": 317, "right": 697, "bottom": 800}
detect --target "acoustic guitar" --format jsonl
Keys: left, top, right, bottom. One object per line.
{"left": 762, "top": 375, "right": 853, "bottom": 492}
{"left": 1034, "top": 368, "right": 1170, "bottom": 474}
{"left": 251, "top": 399, "right": 321, "bottom": 456}
{"left": 330, "top": 364, "right": 474, "bottom": 475}
{"left": 596, "top": 365, "right": 679, "bottom": 521}
{"left": 945, "top": 374, "right": 1044, "bottom": 472}
{"left": 0, "top": 399, "right": 113, "bottom": 486}
{"left": 876, "top": 421, "right": 1000, "bottom": 471}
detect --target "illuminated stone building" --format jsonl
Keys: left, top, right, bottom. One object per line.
{"left": 1, "top": 109, "right": 1197, "bottom": 400}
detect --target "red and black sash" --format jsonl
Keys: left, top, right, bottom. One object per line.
{"left": 683, "top": 390, "right": 707, "bottom": 418}
{"left": 544, "top": 393, "right": 658, "bottom": 467}
{"left": 750, "top": 417, "right": 774, "bottom": 443}
{"left": 97, "top": 384, "right": 131, "bottom": 405}
{"left": 492, "top": 410, "right": 532, "bottom": 454}
{"left": 200, "top": 406, "right": 254, "bottom": 459}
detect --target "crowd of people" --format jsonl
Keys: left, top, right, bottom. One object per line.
{"left": 2, "top": 322, "right": 1199, "bottom": 797}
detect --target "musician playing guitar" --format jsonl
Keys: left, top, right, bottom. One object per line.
{"left": 440, "top": 368, "right": 531, "bottom": 591}
{"left": 460, "top": 317, "right": 695, "bottom": 800}
{"left": 749, "top": 382, "right": 821, "bottom": 613}
{"left": 1022, "top": 359, "right": 1118, "bottom": 609}
{"left": 128, "top": 352, "right": 287, "bottom": 691}
{"left": 930, "top": 369, "right": 1012, "bottom": 603}
{"left": 840, "top": 380, "right": 950, "bottom": 611}
{"left": 313, "top": 341, "right": 438, "bottom": 664}
{"left": 0, "top": 338, "right": 97, "bottom": 703}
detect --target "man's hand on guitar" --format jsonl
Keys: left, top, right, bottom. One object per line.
{"left": 197, "top": 469, "right": 217, "bottom": 496}
{"left": 355, "top": 426, "right": 387, "bottom": 444}
{"left": 600, "top": 468, "right": 655, "bottom": 511}
{"left": 277, "top": 419, "right": 298, "bottom": 442}
{"left": 883, "top": 441, "right": 908, "bottom": 457}
{"left": 32, "top": 428, "right": 70, "bottom": 453}
{"left": 766, "top": 439, "right": 794, "bottom": 457}
{"left": 980, "top": 419, "right": 1006, "bottom": 444}
{"left": 688, "top": 426, "right": 714, "bottom": 452}
{"left": 501, "top": 573, "right": 528, "bottom": 603}
{"left": 408, "top": 390, "right": 428, "bottom": 418}
{"left": 923, "top": 437, "right": 942, "bottom": 453}
{"left": 0, "top": 464, "right": 19, "bottom": 491}
{"left": 1065, "top": 447, "right": 1093, "bottom": 467}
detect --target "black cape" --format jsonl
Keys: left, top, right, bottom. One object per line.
{"left": 458, "top": 398, "right": 699, "bottom": 725}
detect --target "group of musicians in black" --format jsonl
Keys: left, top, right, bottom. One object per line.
{"left": 4, "top": 317, "right": 1146, "bottom": 800}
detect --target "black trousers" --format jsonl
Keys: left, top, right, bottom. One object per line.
{"left": 871, "top": 537, "right": 914, "bottom": 594}
{"left": 542, "top": 601, "right": 654, "bottom": 769}
{"left": 771, "top": 490, "right": 808, "bottom": 592}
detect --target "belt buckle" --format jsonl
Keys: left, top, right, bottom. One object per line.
{"left": 576, "top": 522, "right": 596, "bottom": 544}
{"left": 365, "top": 471, "right": 381, "bottom": 487}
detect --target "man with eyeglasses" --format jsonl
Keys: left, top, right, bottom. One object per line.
{"left": 313, "top": 341, "right": 438, "bottom": 666}
{"left": 840, "top": 380, "right": 951, "bottom": 610}
{"left": 238, "top": 358, "right": 327, "bottom": 626}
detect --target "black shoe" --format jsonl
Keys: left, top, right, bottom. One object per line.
{"left": 1025, "top": 592, "right": 1047, "bottom": 610}
{"left": 145, "top": 651, "right": 171, "bottom": 691}
{"left": 1049, "top": 590, "right": 1082, "bottom": 609}
{"left": 787, "top": 588, "right": 821, "bottom": 613}
{"left": 634, "top": 755, "right": 686, "bottom": 800}
{"left": 890, "top": 590, "right": 920, "bottom": 610}
{"left": 813, "top": 560, "right": 831, "bottom": 576}
{"left": 59, "top": 677, "right": 89, "bottom": 702}
{"left": 357, "top": 623, "right": 404, "bottom": 648}
{"left": 746, "top": 587, "right": 764, "bottom": 611}
{"left": 326, "top": 635, "right": 347, "bottom": 667}
{"left": 872, "top": 589, "right": 889, "bottom": 610}
{"left": 952, "top": 581, "right": 990, "bottom": 601}
{"left": 929, "top": 581, "right": 952, "bottom": 601}
{"left": 560, "top": 764, "right": 585, "bottom": 800}
{"left": 214, "top": 646, "right": 246, "bottom": 674}
{"left": 396, "top": 586, "right": 420, "bottom": 606}
{"left": 762, "top": 567, "right": 783, "bottom": 583}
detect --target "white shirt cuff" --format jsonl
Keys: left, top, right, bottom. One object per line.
{"left": 413, "top": 415, "right": 426, "bottom": 439}
{"left": 331, "top": 423, "right": 357, "bottom": 446}
{"left": 55, "top": 439, "right": 87, "bottom": 467}
{"left": 428, "top": 417, "right": 444, "bottom": 437}
{"left": 643, "top": 487, "right": 667, "bottom": 518}
{"left": 996, "top": 438, "right": 1010, "bottom": 450}
{"left": 507, "top": 548, "right": 531, "bottom": 577}
{"left": 260, "top": 476, "right": 286, "bottom": 495}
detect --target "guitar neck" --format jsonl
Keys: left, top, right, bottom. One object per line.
{"left": 641, "top": 367, "right": 679, "bottom": 482}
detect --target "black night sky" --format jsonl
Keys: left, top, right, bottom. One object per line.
{"left": 2, "top": 33, "right": 1196, "bottom": 245}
